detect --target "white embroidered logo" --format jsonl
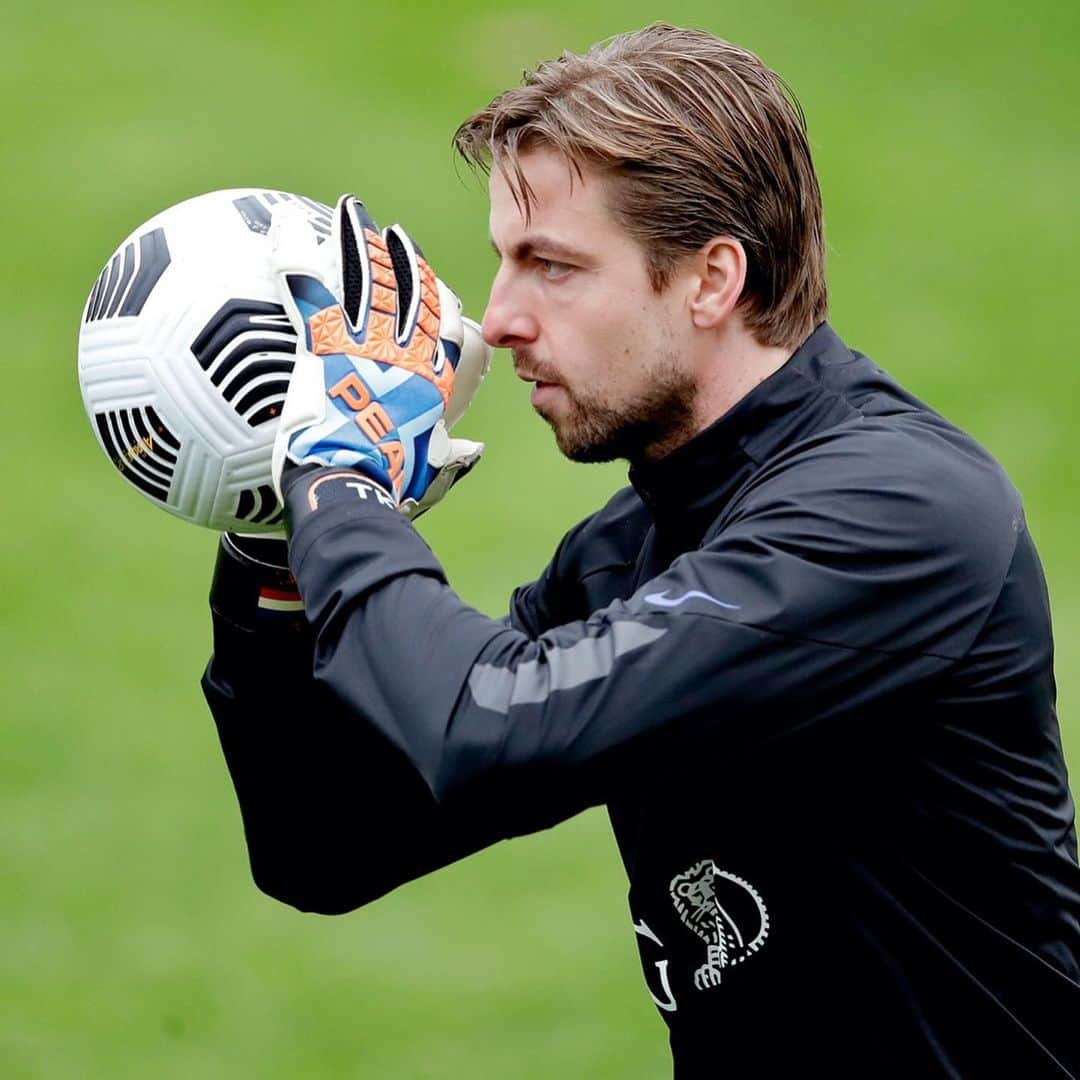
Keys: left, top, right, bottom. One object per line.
{"left": 669, "top": 860, "right": 770, "bottom": 989}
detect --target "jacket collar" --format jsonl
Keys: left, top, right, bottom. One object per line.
{"left": 628, "top": 322, "right": 858, "bottom": 526}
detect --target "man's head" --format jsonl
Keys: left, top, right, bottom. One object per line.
{"left": 455, "top": 24, "right": 827, "bottom": 462}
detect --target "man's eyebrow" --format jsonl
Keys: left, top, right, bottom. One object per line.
{"left": 489, "top": 235, "right": 590, "bottom": 263}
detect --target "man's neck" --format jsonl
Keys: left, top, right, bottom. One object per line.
{"left": 636, "top": 331, "right": 796, "bottom": 464}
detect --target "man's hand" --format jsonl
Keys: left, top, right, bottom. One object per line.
{"left": 269, "top": 195, "right": 487, "bottom": 518}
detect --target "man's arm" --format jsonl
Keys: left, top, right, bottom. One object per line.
{"left": 202, "top": 534, "right": 506, "bottom": 913}
{"left": 282, "top": 435, "right": 1023, "bottom": 839}
{"left": 505, "top": 487, "right": 647, "bottom": 638}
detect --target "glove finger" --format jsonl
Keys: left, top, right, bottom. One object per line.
{"left": 445, "top": 315, "right": 492, "bottom": 429}
{"left": 436, "top": 277, "right": 464, "bottom": 356}
{"left": 426, "top": 421, "right": 483, "bottom": 469}
{"left": 434, "top": 278, "right": 464, "bottom": 398}
{"left": 269, "top": 201, "right": 321, "bottom": 263}
{"left": 336, "top": 195, "right": 379, "bottom": 332}
{"left": 270, "top": 203, "right": 336, "bottom": 337}
{"left": 400, "top": 437, "right": 484, "bottom": 520}
{"left": 270, "top": 351, "right": 329, "bottom": 502}
{"left": 382, "top": 223, "right": 426, "bottom": 346}
{"left": 443, "top": 436, "right": 484, "bottom": 475}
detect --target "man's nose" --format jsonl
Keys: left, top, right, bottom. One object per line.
{"left": 481, "top": 274, "right": 539, "bottom": 349}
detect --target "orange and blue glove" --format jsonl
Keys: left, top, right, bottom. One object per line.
{"left": 270, "top": 194, "right": 488, "bottom": 518}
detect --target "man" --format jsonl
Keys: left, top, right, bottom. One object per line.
{"left": 203, "top": 25, "right": 1080, "bottom": 1077}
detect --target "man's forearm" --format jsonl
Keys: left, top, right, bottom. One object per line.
{"left": 282, "top": 468, "right": 642, "bottom": 835}
{"left": 204, "top": 531, "right": 503, "bottom": 912}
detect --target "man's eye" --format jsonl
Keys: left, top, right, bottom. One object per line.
{"left": 538, "top": 258, "right": 573, "bottom": 280}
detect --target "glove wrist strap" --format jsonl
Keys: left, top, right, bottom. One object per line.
{"left": 282, "top": 464, "right": 396, "bottom": 541}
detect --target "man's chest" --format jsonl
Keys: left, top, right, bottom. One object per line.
{"left": 572, "top": 519, "right": 705, "bottom": 614}
{"left": 607, "top": 748, "right": 863, "bottom": 1031}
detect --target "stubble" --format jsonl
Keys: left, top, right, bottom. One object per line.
{"left": 527, "top": 348, "right": 698, "bottom": 465}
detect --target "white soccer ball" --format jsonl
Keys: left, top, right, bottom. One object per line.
{"left": 77, "top": 188, "right": 488, "bottom": 533}
{"left": 77, "top": 189, "right": 332, "bottom": 531}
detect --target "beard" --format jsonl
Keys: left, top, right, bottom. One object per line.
{"left": 520, "top": 348, "right": 697, "bottom": 464}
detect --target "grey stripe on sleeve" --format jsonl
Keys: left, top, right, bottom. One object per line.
{"left": 468, "top": 621, "right": 666, "bottom": 714}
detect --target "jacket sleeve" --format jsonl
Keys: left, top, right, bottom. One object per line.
{"left": 504, "top": 522, "right": 582, "bottom": 636}
{"left": 506, "top": 487, "right": 646, "bottom": 637}
{"left": 282, "top": 446, "right": 1023, "bottom": 839}
{"left": 202, "top": 534, "right": 507, "bottom": 914}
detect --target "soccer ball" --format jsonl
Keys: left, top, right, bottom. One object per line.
{"left": 77, "top": 188, "right": 334, "bottom": 532}
{"left": 78, "top": 188, "right": 488, "bottom": 533}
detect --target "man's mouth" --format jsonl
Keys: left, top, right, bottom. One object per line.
{"left": 514, "top": 355, "right": 564, "bottom": 409}
{"left": 529, "top": 382, "right": 563, "bottom": 410}
{"left": 515, "top": 368, "right": 557, "bottom": 385}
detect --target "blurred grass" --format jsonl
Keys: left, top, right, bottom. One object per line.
{"left": 1, "top": 0, "right": 1077, "bottom": 1076}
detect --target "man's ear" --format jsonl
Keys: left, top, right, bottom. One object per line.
{"left": 688, "top": 237, "right": 747, "bottom": 329}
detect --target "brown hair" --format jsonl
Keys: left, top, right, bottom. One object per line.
{"left": 454, "top": 24, "right": 827, "bottom": 348}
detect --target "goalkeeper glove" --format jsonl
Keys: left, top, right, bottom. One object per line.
{"left": 269, "top": 195, "right": 488, "bottom": 518}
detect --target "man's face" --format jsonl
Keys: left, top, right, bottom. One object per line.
{"left": 482, "top": 148, "right": 696, "bottom": 463}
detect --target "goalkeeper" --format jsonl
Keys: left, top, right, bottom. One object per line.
{"left": 202, "top": 24, "right": 1080, "bottom": 1078}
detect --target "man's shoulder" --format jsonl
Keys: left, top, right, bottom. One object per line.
{"left": 758, "top": 388, "right": 1019, "bottom": 513}
{"left": 726, "top": 403, "right": 1026, "bottom": 598}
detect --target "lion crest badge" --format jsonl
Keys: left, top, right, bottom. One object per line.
{"left": 669, "top": 860, "right": 770, "bottom": 989}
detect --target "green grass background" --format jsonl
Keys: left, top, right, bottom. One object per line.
{"left": 2, "top": 0, "right": 1078, "bottom": 1076}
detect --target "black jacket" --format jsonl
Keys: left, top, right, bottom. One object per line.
{"left": 204, "top": 323, "right": 1080, "bottom": 1077}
